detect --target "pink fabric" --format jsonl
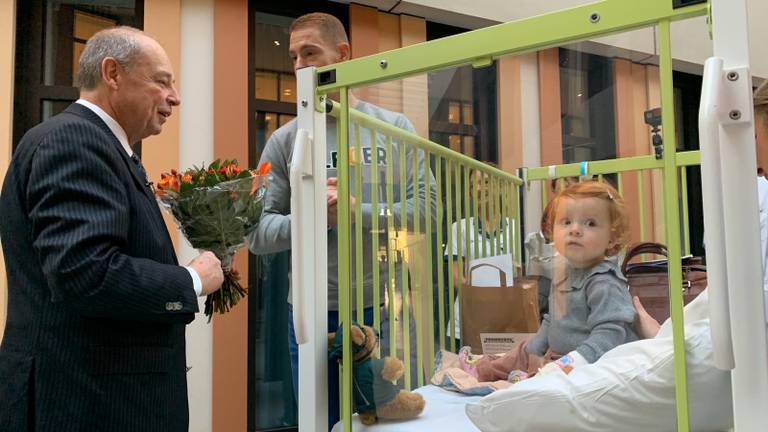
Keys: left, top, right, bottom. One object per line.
{"left": 474, "top": 341, "right": 562, "bottom": 381}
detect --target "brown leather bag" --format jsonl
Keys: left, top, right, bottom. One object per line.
{"left": 621, "top": 242, "right": 707, "bottom": 324}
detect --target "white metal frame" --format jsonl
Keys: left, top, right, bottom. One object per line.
{"left": 291, "top": 66, "right": 329, "bottom": 432}
{"left": 700, "top": 0, "right": 768, "bottom": 430}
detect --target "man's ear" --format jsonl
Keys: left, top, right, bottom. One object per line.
{"left": 101, "top": 57, "right": 120, "bottom": 90}
{"left": 337, "top": 42, "right": 351, "bottom": 62}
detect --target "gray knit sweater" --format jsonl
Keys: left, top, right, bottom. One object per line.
{"left": 525, "top": 259, "right": 638, "bottom": 363}
{"left": 246, "top": 101, "right": 437, "bottom": 311}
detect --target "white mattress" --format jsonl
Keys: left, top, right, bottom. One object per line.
{"left": 331, "top": 385, "right": 481, "bottom": 432}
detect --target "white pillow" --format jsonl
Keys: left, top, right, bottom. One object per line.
{"left": 465, "top": 289, "right": 733, "bottom": 432}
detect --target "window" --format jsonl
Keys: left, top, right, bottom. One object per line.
{"left": 14, "top": 0, "right": 143, "bottom": 151}
{"left": 247, "top": 3, "right": 348, "bottom": 431}
{"left": 559, "top": 48, "right": 616, "bottom": 163}
{"left": 426, "top": 22, "right": 498, "bottom": 163}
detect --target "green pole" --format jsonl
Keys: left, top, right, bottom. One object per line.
{"left": 659, "top": 19, "right": 690, "bottom": 432}
{"left": 337, "top": 89, "right": 353, "bottom": 432}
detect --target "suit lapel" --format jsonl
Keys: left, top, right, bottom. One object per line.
{"left": 64, "top": 104, "right": 157, "bottom": 203}
{"left": 64, "top": 104, "right": 177, "bottom": 261}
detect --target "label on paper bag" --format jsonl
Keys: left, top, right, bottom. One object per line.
{"left": 480, "top": 332, "right": 534, "bottom": 355}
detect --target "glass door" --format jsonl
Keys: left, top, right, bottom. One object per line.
{"left": 247, "top": 10, "right": 301, "bottom": 432}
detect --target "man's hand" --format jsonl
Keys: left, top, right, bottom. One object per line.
{"left": 188, "top": 251, "right": 224, "bottom": 296}
{"left": 326, "top": 177, "right": 355, "bottom": 226}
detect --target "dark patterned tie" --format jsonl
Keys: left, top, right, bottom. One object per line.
{"left": 130, "top": 153, "right": 151, "bottom": 188}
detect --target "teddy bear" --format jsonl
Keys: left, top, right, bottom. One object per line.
{"left": 328, "top": 322, "right": 426, "bottom": 425}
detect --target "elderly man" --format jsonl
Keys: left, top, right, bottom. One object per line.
{"left": 0, "top": 27, "right": 223, "bottom": 431}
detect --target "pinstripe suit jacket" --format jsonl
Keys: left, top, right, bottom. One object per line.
{"left": 0, "top": 103, "right": 198, "bottom": 432}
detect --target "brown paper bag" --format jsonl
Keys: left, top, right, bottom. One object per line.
{"left": 461, "top": 262, "right": 540, "bottom": 353}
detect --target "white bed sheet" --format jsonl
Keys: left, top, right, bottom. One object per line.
{"left": 331, "top": 385, "right": 481, "bottom": 432}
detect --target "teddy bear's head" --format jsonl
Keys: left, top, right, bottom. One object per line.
{"left": 328, "top": 322, "right": 379, "bottom": 363}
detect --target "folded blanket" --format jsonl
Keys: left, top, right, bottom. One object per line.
{"left": 431, "top": 342, "right": 566, "bottom": 396}
{"left": 430, "top": 350, "right": 512, "bottom": 396}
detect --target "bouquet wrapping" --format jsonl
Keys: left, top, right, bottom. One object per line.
{"left": 155, "top": 159, "right": 271, "bottom": 320}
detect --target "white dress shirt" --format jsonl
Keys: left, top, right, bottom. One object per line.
{"left": 75, "top": 99, "right": 203, "bottom": 297}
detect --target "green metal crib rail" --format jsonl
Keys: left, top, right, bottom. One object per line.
{"left": 314, "top": 1, "right": 715, "bottom": 431}
{"left": 529, "top": 151, "right": 702, "bottom": 256}
{"left": 326, "top": 100, "right": 523, "bottom": 392}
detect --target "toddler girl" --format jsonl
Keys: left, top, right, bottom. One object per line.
{"left": 460, "top": 181, "right": 638, "bottom": 381}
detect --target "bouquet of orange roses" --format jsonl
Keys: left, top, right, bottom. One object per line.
{"left": 155, "top": 159, "right": 271, "bottom": 320}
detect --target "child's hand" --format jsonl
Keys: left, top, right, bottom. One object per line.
{"left": 525, "top": 353, "right": 547, "bottom": 375}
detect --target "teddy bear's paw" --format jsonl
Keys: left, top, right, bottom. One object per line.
{"left": 381, "top": 356, "right": 405, "bottom": 382}
{"left": 376, "top": 390, "right": 426, "bottom": 420}
{"left": 360, "top": 412, "right": 377, "bottom": 425}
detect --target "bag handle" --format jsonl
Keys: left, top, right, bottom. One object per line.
{"left": 621, "top": 242, "right": 668, "bottom": 275}
{"left": 468, "top": 262, "right": 508, "bottom": 287}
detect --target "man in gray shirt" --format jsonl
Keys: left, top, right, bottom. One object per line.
{"left": 246, "top": 12, "right": 436, "bottom": 430}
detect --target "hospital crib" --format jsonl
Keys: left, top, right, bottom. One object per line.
{"left": 289, "top": 0, "right": 767, "bottom": 431}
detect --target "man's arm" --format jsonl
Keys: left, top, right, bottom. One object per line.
{"left": 444, "top": 220, "right": 466, "bottom": 284}
{"left": 246, "top": 131, "right": 292, "bottom": 254}
{"left": 28, "top": 125, "right": 198, "bottom": 322}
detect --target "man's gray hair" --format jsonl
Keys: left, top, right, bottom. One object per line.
{"left": 75, "top": 26, "right": 145, "bottom": 90}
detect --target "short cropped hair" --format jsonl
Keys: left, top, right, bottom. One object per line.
{"left": 541, "top": 180, "right": 630, "bottom": 256}
{"left": 289, "top": 12, "right": 348, "bottom": 46}
{"left": 75, "top": 26, "right": 145, "bottom": 90}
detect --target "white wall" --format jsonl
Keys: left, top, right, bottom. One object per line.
{"left": 180, "top": 0, "right": 214, "bottom": 430}
{"left": 341, "top": 0, "right": 768, "bottom": 80}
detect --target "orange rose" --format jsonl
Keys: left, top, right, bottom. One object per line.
{"left": 257, "top": 161, "right": 271, "bottom": 176}
{"left": 221, "top": 164, "right": 241, "bottom": 178}
{"left": 158, "top": 172, "right": 180, "bottom": 192}
{"left": 181, "top": 173, "right": 193, "bottom": 183}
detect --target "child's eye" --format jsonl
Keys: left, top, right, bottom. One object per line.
{"left": 586, "top": 220, "right": 597, "bottom": 227}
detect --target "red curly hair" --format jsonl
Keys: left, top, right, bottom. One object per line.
{"left": 540, "top": 180, "right": 629, "bottom": 256}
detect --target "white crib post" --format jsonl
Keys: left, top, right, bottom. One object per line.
{"left": 292, "top": 66, "right": 329, "bottom": 432}
{"left": 702, "top": 0, "right": 768, "bottom": 429}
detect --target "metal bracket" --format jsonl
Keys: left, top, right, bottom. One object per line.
{"left": 517, "top": 166, "right": 530, "bottom": 190}
{"left": 318, "top": 69, "right": 336, "bottom": 86}
{"left": 720, "top": 66, "right": 752, "bottom": 126}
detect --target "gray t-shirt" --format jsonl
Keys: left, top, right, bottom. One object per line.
{"left": 526, "top": 259, "right": 638, "bottom": 363}
{"left": 247, "top": 100, "right": 436, "bottom": 311}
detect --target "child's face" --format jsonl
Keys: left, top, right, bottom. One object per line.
{"left": 552, "top": 197, "right": 613, "bottom": 268}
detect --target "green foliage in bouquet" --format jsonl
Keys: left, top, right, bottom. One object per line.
{"left": 156, "top": 159, "right": 271, "bottom": 320}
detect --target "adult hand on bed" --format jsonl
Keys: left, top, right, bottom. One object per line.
{"left": 633, "top": 296, "right": 661, "bottom": 339}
